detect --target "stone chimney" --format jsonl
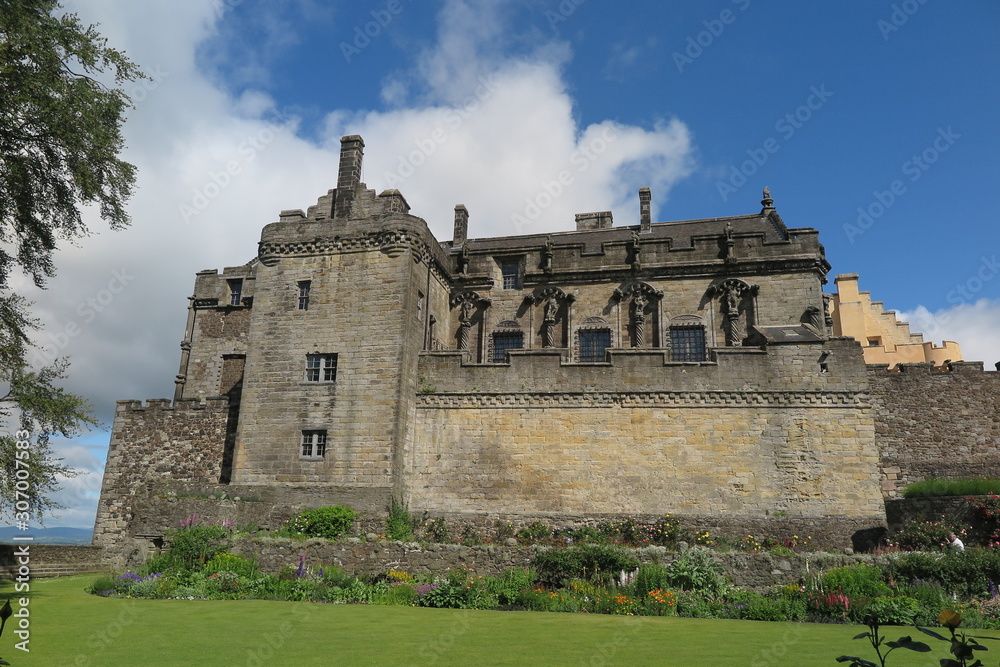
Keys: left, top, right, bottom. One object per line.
{"left": 335, "top": 135, "right": 365, "bottom": 218}
{"left": 453, "top": 205, "right": 469, "bottom": 246}
{"left": 575, "top": 211, "right": 613, "bottom": 231}
{"left": 639, "top": 187, "right": 651, "bottom": 232}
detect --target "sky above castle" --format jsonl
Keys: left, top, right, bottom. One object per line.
{"left": 12, "top": 0, "right": 999, "bottom": 530}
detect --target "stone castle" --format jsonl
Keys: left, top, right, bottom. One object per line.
{"left": 93, "top": 136, "right": 1000, "bottom": 560}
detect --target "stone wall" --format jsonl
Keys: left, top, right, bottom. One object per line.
{"left": 0, "top": 545, "right": 103, "bottom": 578}
{"left": 219, "top": 537, "right": 880, "bottom": 591}
{"left": 408, "top": 340, "right": 885, "bottom": 547}
{"left": 93, "top": 398, "right": 232, "bottom": 557}
{"left": 870, "top": 362, "right": 1000, "bottom": 497}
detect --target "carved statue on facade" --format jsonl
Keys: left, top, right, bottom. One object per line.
{"left": 632, "top": 293, "right": 647, "bottom": 347}
{"left": 451, "top": 291, "right": 489, "bottom": 352}
{"left": 711, "top": 279, "right": 758, "bottom": 347}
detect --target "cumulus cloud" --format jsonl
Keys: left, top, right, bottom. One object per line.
{"left": 17, "top": 0, "right": 696, "bottom": 529}
{"left": 898, "top": 299, "right": 1000, "bottom": 369}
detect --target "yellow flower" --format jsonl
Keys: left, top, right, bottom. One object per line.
{"left": 939, "top": 609, "right": 963, "bottom": 628}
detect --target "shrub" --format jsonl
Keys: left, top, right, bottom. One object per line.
{"left": 517, "top": 521, "right": 552, "bottom": 544}
{"left": 286, "top": 505, "right": 357, "bottom": 539}
{"left": 166, "top": 524, "right": 228, "bottom": 569}
{"left": 424, "top": 517, "right": 449, "bottom": 543}
{"left": 204, "top": 552, "right": 259, "bottom": 578}
{"left": 374, "top": 583, "right": 418, "bottom": 606}
{"left": 674, "top": 589, "right": 715, "bottom": 618}
{"left": 902, "top": 478, "right": 1000, "bottom": 498}
{"left": 416, "top": 569, "right": 495, "bottom": 609}
{"left": 87, "top": 574, "right": 118, "bottom": 597}
{"left": 864, "top": 595, "right": 922, "bottom": 625}
{"left": 821, "top": 563, "right": 891, "bottom": 599}
{"left": 631, "top": 563, "right": 672, "bottom": 597}
{"left": 484, "top": 567, "right": 535, "bottom": 606}
{"left": 385, "top": 497, "right": 417, "bottom": 542}
{"left": 662, "top": 547, "right": 728, "bottom": 597}
{"left": 968, "top": 492, "right": 1000, "bottom": 546}
{"left": 533, "top": 544, "right": 640, "bottom": 587}
{"left": 890, "top": 519, "right": 961, "bottom": 551}
{"left": 890, "top": 549, "right": 1000, "bottom": 600}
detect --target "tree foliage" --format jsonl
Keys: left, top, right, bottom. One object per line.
{"left": 0, "top": 1, "right": 144, "bottom": 521}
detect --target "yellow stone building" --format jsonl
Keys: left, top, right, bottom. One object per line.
{"left": 829, "top": 273, "right": 961, "bottom": 367}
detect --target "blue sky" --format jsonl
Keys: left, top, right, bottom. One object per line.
{"left": 13, "top": 0, "right": 1000, "bottom": 530}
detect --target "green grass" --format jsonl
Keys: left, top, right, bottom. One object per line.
{"left": 902, "top": 477, "right": 1000, "bottom": 498}
{"left": 1, "top": 576, "right": 949, "bottom": 666}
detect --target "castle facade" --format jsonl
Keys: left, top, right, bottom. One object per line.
{"left": 93, "top": 136, "right": 1000, "bottom": 559}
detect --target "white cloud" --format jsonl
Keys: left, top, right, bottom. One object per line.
{"left": 898, "top": 299, "right": 1000, "bottom": 369}
{"left": 17, "top": 0, "right": 696, "bottom": 531}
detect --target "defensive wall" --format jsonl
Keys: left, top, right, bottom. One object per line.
{"left": 870, "top": 361, "right": 1000, "bottom": 497}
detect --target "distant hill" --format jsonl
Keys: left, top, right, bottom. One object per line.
{"left": 0, "top": 526, "right": 93, "bottom": 545}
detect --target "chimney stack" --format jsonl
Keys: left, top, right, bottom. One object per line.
{"left": 335, "top": 135, "right": 365, "bottom": 218}
{"left": 639, "top": 187, "right": 651, "bottom": 232}
{"left": 453, "top": 205, "right": 469, "bottom": 246}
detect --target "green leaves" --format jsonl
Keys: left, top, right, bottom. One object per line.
{"left": 0, "top": 0, "right": 141, "bottom": 524}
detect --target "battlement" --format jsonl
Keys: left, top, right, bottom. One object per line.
{"left": 115, "top": 397, "right": 230, "bottom": 413}
{"left": 869, "top": 360, "right": 993, "bottom": 376}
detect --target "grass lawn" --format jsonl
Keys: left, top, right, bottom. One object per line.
{"left": 3, "top": 576, "right": 946, "bottom": 666}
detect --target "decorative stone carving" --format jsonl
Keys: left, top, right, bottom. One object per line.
{"left": 628, "top": 228, "right": 641, "bottom": 271}
{"left": 761, "top": 186, "right": 774, "bottom": 211}
{"left": 542, "top": 236, "right": 554, "bottom": 274}
{"left": 723, "top": 221, "right": 737, "bottom": 264}
{"left": 450, "top": 291, "right": 490, "bottom": 351}
{"left": 456, "top": 243, "right": 470, "bottom": 276}
{"left": 613, "top": 281, "right": 663, "bottom": 348}
{"left": 822, "top": 294, "right": 834, "bottom": 328}
{"left": 805, "top": 306, "right": 823, "bottom": 331}
{"left": 532, "top": 287, "right": 572, "bottom": 348}
{"left": 709, "top": 279, "right": 759, "bottom": 347}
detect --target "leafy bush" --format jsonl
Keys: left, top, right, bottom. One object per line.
{"left": 484, "top": 567, "right": 535, "bottom": 606}
{"left": 166, "top": 525, "right": 228, "bottom": 569}
{"left": 662, "top": 547, "right": 728, "bottom": 597}
{"left": 968, "top": 492, "right": 1000, "bottom": 547}
{"left": 674, "top": 589, "right": 715, "bottom": 618}
{"left": 890, "top": 519, "right": 960, "bottom": 551}
{"left": 902, "top": 477, "right": 1000, "bottom": 498}
{"left": 87, "top": 574, "right": 118, "bottom": 597}
{"left": 864, "top": 595, "right": 922, "bottom": 625}
{"left": 533, "top": 544, "right": 640, "bottom": 587}
{"left": 890, "top": 549, "right": 1000, "bottom": 600}
{"left": 416, "top": 569, "right": 495, "bottom": 609}
{"left": 204, "top": 552, "right": 259, "bottom": 578}
{"left": 517, "top": 521, "right": 552, "bottom": 543}
{"left": 285, "top": 505, "right": 357, "bottom": 539}
{"left": 374, "top": 583, "right": 418, "bottom": 606}
{"left": 631, "top": 563, "right": 672, "bottom": 597}
{"left": 385, "top": 497, "right": 417, "bottom": 541}
{"left": 821, "top": 563, "right": 891, "bottom": 599}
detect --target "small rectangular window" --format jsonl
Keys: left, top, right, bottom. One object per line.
{"left": 228, "top": 279, "right": 243, "bottom": 306}
{"left": 500, "top": 261, "right": 520, "bottom": 290}
{"left": 301, "top": 430, "right": 327, "bottom": 458}
{"left": 670, "top": 326, "right": 707, "bottom": 362}
{"left": 305, "top": 353, "right": 337, "bottom": 382}
{"left": 492, "top": 331, "right": 523, "bottom": 363}
{"left": 579, "top": 329, "right": 611, "bottom": 363}
{"left": 298, "top": 281, "right": 311, "bottom": 311}
{"left": 867, "top": 337, "right": 882, "bottom": 347}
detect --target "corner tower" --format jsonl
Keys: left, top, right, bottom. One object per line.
{"left": 229, "top": 136, "right": 451, "bottom": 502}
